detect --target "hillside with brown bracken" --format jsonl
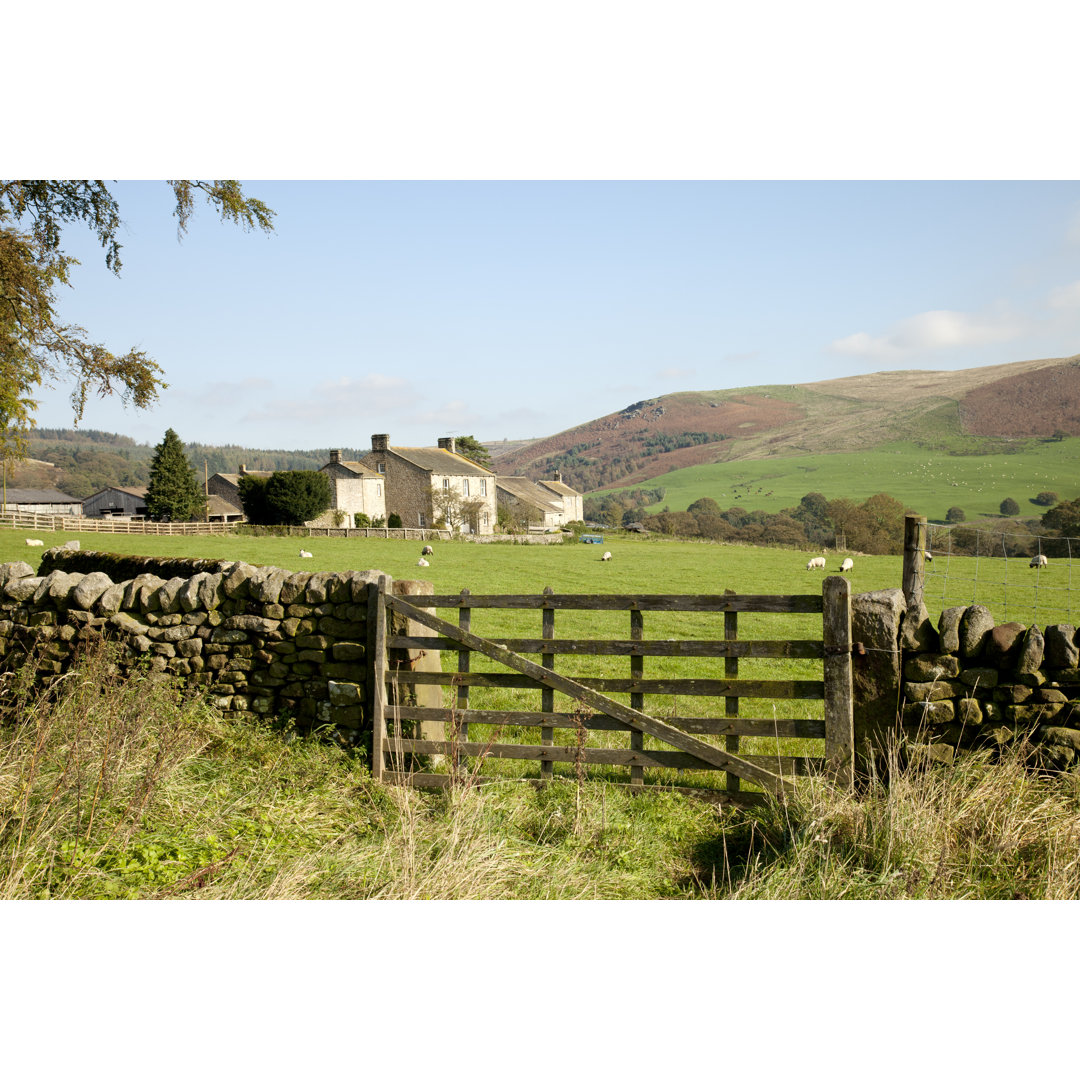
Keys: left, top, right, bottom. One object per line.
{"left": 492, "top": 353, "right": 1080, "bottom": 493}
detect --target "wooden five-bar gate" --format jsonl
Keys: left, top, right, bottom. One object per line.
{"left": 370, "top": 575, "right": 854, "bottom": 805}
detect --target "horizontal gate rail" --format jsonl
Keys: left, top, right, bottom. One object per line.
{"left": 387, "top": 635, "right": 825, "bottom": 659}
{"left": 387, "top": 705, "right": 826, "bottom": 739}
{"left": 389, "top": 670, "right": 824, "bottom": 698}
{"left": 404, "top": 593, "right": 824, "bottom": 613}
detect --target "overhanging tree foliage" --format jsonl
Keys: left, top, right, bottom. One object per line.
{"left": 0, "top": 181, "right": 274, "bottom": 458}
{"left": 454, "top": 435, "right": 491, "bottom": 469}
{"left": 145, "top": 428, "right": 204, "bottom": 522}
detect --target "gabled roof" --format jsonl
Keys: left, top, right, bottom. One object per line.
{"left": 212, "top": 471, "right": 273, "bottom": 487}
{"left": 495, "top": 477, "right": 563, "bottom": 513}
{"left": 4, "top": 488, "right": 82, "bottom": 504}
{"left": 321, "top": 460, "right": 381, "bottom": 480}
{"left": 537, "top": 478, "right": 580, "bottom": 498}
{"left": 207, "top": 494, "right": 244, "bottom": 518}
{"left": 386, "top": 447, "right": 495, "bottom": 477}
{"left": 87, "top": 485, "right": 147, "bottom": 499}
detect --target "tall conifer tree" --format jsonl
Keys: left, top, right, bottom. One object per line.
{"left": 145, "top": 428, "right": 203, "bottom": 521}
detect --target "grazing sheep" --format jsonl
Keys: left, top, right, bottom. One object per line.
{"left": 601, "top": 551, "right": 612, "bottom": 561}
{"left": 417, "top": 557, "right": 430, "bottom": 567}
{"left": 299, "top": 549, "right": 313, "bottom": 558}
{"left": 25, "top": 538, "right": 44, "bottom": 547}
{"left": 1030, "top": 554, "right": 1048, "bottom": 568}
{"left": 924, "top": 551, "right": 933, "bottom": 562}
{"left": 421, "top": 545, "right": 434, "bottom": 556}
{"left": 806, "top": 556, "right": 826, "bottom": 570}
{"left": 840, "top": 557, "right": 854, "bottom": 573}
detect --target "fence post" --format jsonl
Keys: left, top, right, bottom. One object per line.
{"left": 369, "top": 575, "right": 390, "bottom": 781}
{"left": 902, "top": 514, "right": 927, "bottom": 609}
{"left": 822, "top": 575, "right": 854, "bottom": 791}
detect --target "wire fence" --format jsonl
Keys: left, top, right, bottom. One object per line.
{"left": 922, "top": 520, "right": 1078, "bottom": 627}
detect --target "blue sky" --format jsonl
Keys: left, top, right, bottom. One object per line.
{"left": 29, "top": 180, "right": 1080, "bottom": 450}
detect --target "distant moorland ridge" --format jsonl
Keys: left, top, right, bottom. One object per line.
{"left": 491, "top": 354, "right": 1080, "bottom": 492}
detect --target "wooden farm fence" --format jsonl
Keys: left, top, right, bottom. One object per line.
{"left": 370, "top": 575, "right": 854, "bottom": 805}
{"left": 1, "top": 511, "right": 236, "bottom": 535}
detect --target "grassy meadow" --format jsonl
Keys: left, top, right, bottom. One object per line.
{"left": 4, "top": 527, "right": 1080, "bottom": 899}
{"left": 599, "top": 437, "right": 1080, "bottom": 521}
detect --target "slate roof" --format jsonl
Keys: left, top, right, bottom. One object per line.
{"left": 388, "top": 447, "right": 495, "bottom": 477}
{"left": 495, "top": 477, "right": 563, "bottom": 512}
{"left": 207, "top": 495, "right": 244, "bottom": 518}
{"left": 537, "top": 478, "right": 580, "bottom": 498}
{"left": 321, "top": 460, "right": 381, "bottom": 479}
{"left": 213, "top": 471, "right": 273, "bottom": 487}
{"left": 4, "top": 488, "right": 82, "bottom": 504}
{"left": 89, "top": 485, "right": 148, "bottom": 499}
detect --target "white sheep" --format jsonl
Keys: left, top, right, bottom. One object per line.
{"left": 806, "top": 556, "right": 826, "bottom": 570}
{"left": 25, "top": 538, "right": 44, "bottom": 547}
{"left": 601, "top": 551, "right": 612, "bottom": 561}
{"left": 1030, "top": 554, "right": 1048, "bottom": 568}
{"left": 421, "top": 545, "right": 434, "bottom": 556}
{"left": 840, "top": 557, "right": 854, "bottom": 573}
{"left": 417, "top": 557, "right": 430, "bottom": 567}
{"left": 299, "top": 549, "right": 313, "bottom": 558}
{"left": 924, "top": 551, "right": 933, "bottom": 562}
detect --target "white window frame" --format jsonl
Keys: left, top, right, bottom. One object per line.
{"left": 463, "top": 479, "right": 469, "bottom": 496}
{"left": 419, "top": 512, "right": 426, "bottom": 527}
{"left": 442, "top": 478, "right": 449, "bottom": 490}
{"left": 480, "top": 478, "right": 487, "bottom": 496}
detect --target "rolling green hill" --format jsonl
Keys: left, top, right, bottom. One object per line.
{"left": 495, "top": 353, "right": 1080, "bottom": 520}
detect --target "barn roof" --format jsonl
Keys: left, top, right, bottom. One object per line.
{"left": 321, "top": 460, "right": 381, "bottom": 479}
{"left": 3, "top": 488, "right": 82, "bottom": 504}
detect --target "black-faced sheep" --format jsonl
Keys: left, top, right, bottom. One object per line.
{"left": 1030, "top": 554, "right": 1048, "bottom": 568}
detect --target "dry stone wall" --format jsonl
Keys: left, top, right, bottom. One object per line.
{"left": 899, "top": 601, "right": 1080, "bottom": 768}
{"left": 0, "top": 550, "right": 385, "bottom": 743}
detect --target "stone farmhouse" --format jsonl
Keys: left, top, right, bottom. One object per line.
{"left": 82, "top": 485, "right": 148, "bottom": 518}
{"left": 359, "top": 435, "right": 498, "bottom": 534}
{"left": 307, "top": 450, "right": 386, "bottom": 527}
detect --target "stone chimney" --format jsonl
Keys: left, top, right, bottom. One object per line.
{"left": 437, "top": 437, "right": 456, "bottom": 454}
{"left": 239, "top": 464, "right": 247, "bottom": 475}
{"left": 554, "top": 471, "right": 562, "bottom": 482}
{"left": 329, "top": 449, "right": 342, "bottom": 465}
{"left": 371, "top": 434, "right": 390, "bottom": 452}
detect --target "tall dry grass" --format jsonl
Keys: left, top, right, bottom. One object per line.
{"left": 4, "top": 644, "right": 1080, "bottom": 899}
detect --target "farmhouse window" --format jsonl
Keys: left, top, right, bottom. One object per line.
{"left": 377, "top": 463, "right": 385, "bottom": 474}
{"left": 442, "top": 478, "right": 449, "bottom": 490}
{"left": 419, "top": 512, "right": 426, "bottom": 527}
{"left": 482, "top": 512, "right": 489, "bottom": 525}
{"left": 463, "top": 479, "right": 469, "bottom": 496}
{"left": 376, "top": 484, "right": 382, "bottom": 496}
{"left": 480, "top": 479, "right": 487, "bottom": 496}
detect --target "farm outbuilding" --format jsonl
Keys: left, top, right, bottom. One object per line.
{"left": 2, "top": 488, "right": 83, "bottom": 516}
{"left": 82, "top": 485, "right": 148, "bottom": 518}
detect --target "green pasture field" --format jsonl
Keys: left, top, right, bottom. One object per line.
{"left": 4, "top": 528, "right": 1079, "bottom": 794}
{"left": 598, "top": 437, "right": 1080, "bottom": 521}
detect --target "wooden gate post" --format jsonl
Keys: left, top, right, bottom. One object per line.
{"left": 822, "top": 575, "right": 854, "bottom": 791}
{"left": 902, "top": 514, "right": 927, "bottom": 610}
{"left": 369, "top": 574, "right": 390, "bottom": 781}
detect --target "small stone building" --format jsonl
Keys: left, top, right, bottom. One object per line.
{"left": 308, "top": 450, "right": 387, "bottom": 527}
{"left": 82, "top": 486, "right": 148, "bottom": 518}
{"left": 359, "top": 435, "right": 497, "bottom": 534}
{"left": 496, "top": 472, "right": 583, "bottom": 529}
{"left": 206, "top": 466, "right": 273, "bottom": 521}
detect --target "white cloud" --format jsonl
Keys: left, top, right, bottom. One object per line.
{"left": 658, "top": 366, "right": 696, "bottom": 380}
{"left": 829, "top": 308, "right": 1024, "bottom": 361}
{"left": 1048, "top": 281, "right": 1080, "bottom": 309}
